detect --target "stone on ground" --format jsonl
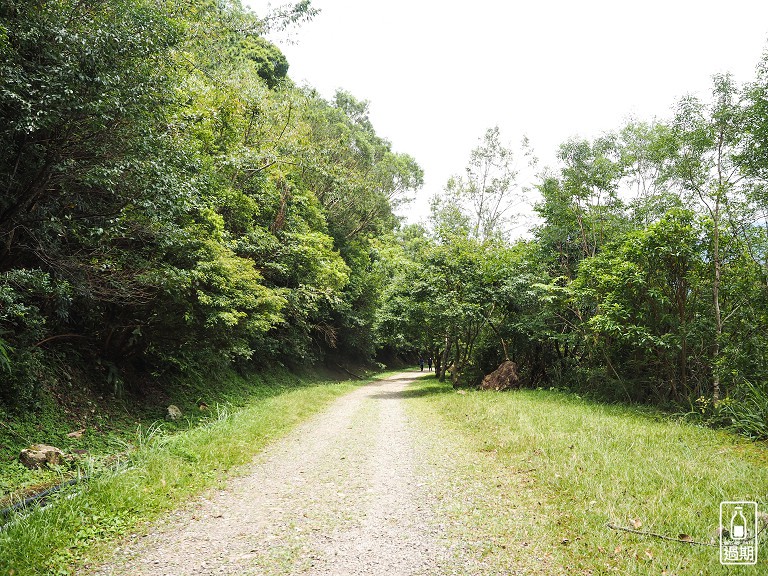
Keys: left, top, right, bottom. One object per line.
{"left": 19, "top": 444, "right": 64, "bottom": 469}
{"left": 479, "top": 361, "right": 520, "bottom": 391}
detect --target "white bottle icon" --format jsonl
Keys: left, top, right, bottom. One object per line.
{"left": 731, "top": 506, "right": 747, "bottom": 540}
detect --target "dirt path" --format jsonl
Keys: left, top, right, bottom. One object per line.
{"left": 89, "top": 373, "right": 475, "bottom": 576}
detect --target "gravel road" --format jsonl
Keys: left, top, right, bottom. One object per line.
{"left": 88, "top": 373, "right": 482, "bottom": 576}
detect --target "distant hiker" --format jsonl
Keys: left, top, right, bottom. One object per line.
{"left": 427, "top": 356, "right": 433, "bottom": 371}
{"left": 419, "top": 356, "right": 424, "bottom": 371}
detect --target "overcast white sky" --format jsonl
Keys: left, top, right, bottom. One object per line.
{"left": 245, "top": 0, "right": 768, "bottom": 228}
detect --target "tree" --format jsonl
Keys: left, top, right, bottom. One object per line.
{"left": 664, "top": 74, "right": 749, "bottom": 401}
{"left": 439, "top": 127, "right": 524, "bottom": 241}
{"left": 573, "top": 209, "right": 707, "bottom": 401}
{"left": 298, "top": 90, "right": 423, "bottom": 244}
{"left": 0, "top": 0, "right": 199, "bottom": 396}
{"left": 0, "top": 0, "right": 420, "bottom": 406}
{"left": 618, "top": 121, "right": 683, "bottom": 226}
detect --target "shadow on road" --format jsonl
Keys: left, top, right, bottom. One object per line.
{"left": 380, "top": 374, "right": 425, "bottom": 383}
{"left": 360, "top": 375, "right": 415, "bottom": 387}
{"left": 369, "top": 384, "right": 451, "bottom": 401}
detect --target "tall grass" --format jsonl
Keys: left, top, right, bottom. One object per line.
{"left": 724, "top": 379, "right": 768, "bottom": 440}
{"left": 407, "top": 380, "right": 768, "bottom": 574}
{"left": 0, "top": 371, "right": 360, "bottom": 575}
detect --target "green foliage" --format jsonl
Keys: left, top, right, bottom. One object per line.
{"left": 573, "top": 209, "right": 709, "bottom": 401}
{"left": 0, "top": 0, "right": 422, "bottom": 408}
{"left": 4, "top": 0, "right": 768, "bottom": 451}
{"left": 380, "top": 56, "right": 768, "bottom": 438}
{"left": 0, "top": 339, "right": 11, "bottom": 374}
{"left": 237, "top": 35, "right": 289, "bottom": 88}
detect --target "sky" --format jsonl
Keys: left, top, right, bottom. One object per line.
{"left": 245, "top": 0, "right": 768, "bottom": 229}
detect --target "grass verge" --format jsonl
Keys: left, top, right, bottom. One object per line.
{"left": 0, "top": 367, "right": 352, "bottom": 505}
{"left": 406, "top": 377, "right": 768, "bottom": 575}
{"left": 0, "top": 369, "right": 368, "bottom": 575}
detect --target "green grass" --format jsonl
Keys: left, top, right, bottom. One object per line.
{"left": 406, "top": 378, "right": 768, "bottom": 574}
{"left": 0, "top": 369, "right": 372, "bottom": 575}
{"left": 0, "top": 369, "right": 264, "bottom": 505}
{"left": 0, "top": 367, "right": 369, "bottom": 507}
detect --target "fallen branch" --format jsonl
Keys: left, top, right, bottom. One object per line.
{"left": 32, "top": 333, "right": 90, "bottom": 348}
{"left": 606, "top": 522, "right": 717, "bottom": 547}
{"left": 334, "top": 363, "right": 363, "bottom": 380}
{"left": 609, "top": 516, "right": 768, "bottom": 548}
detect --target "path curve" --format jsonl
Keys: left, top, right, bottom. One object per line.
{"left": 90, "top": 372, "right": 455, "bottom": 576}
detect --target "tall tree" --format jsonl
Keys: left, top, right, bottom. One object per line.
{"left": 664, "top": 74, "right": 748, "bottom": 401}
{"left": 440, "top": 127, "right": 524, "bottom": 241}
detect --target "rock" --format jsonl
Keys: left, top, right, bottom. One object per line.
{"left": 479, "top": 360, "right": 521, "bottom": 391}
{"left": 19, "top": 444, "right": 64, "bottom": 469}
{"left": 166, "top": 404, "right": 182, "bottom": 421}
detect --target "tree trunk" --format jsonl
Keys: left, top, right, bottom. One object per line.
{"left": 438, "top": 336, "right": 451, "bottom": 382}
{"left": 677, "top": 278, "right": 688, "bottom": 397}
{"left": 712, "top": 131, "right": 724, "bottom": 403}
{"left": 712, "top": 211, "right": 722, "bottom": 402}
{"left": 485, "top": 315, "right": 510, "bottom": 361}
